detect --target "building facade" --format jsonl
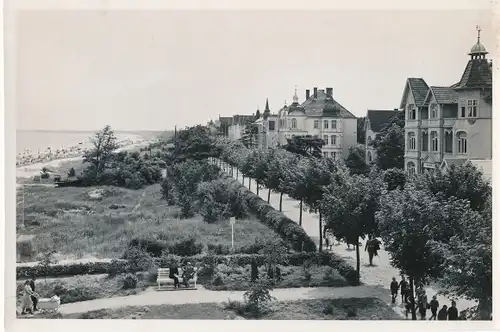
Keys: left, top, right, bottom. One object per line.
{"left": 401, "top": 28, "right": 492, "bottom": 175}
{"left": 255, "top": 87, "right": 357, "bottom": 160}
{"left": 364, "top": 109, "right": 399, "bottom": 163}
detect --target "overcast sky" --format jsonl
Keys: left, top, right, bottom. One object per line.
{"left": 15, "top": 10, "right": 492, "bottom": 131}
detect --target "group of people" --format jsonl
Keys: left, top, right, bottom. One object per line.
{"left": 323, "top": 232, "right": 382, "bottom": 267}
{"left": 168, "top": 261, "right": 196, "bottom": 288}
{"left": 390, "top": 276, "right": 464, "bottom": 320}
{"left": 20, "top": 276, "right": 39, "bottom": 315}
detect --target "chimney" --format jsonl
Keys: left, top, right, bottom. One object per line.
{"left": 313, "top": 87, "right": 318, "bottom": 99}
{"left": 306, "top": 89, "right": 310, "bottom": 100}
{"left": 326, "top": 87, "right": 333, "bottom": 97}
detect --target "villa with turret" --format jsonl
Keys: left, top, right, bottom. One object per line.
{"left": 401, "top": 26, "right": 492, "bottom": 177}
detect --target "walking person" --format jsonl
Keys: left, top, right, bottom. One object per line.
{"left": 438, "top": 305, "right": 448, "bottom": 320}
{"left": 390, "top": 277, "right": 399, "bottom": 304}
{"left": 429, "top": 295, "right": 439, "bottom": 320}
{"left": 21, "top": 280, "right": 38, "bottom": 315}
{"left": 399, "top": 276, "right": 409, "bottom": 304}
{"left": 324, "top": 235, "right": 330, "bottom": 251}
{"left": 365, "top": 235, "right": 381, "bottom": 266}
{"left": 447, "top": 300, "right": 459, "bottom": 320}
{"left": 405, "top": 296, "right": 415, "bottom": 319}
{"left": 417, "top": 286, "right": 428, "bottom": 320}
{"left": 29, "top": 276, "right": 38, "bottom": 312}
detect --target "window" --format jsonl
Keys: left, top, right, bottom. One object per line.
{"left": 444, "top": 130, "right": 453, "bottom": 153}
{"left": 430, "top": 103, "right": 438, "bottom": 119}
{"left": 291, "top": 118, "right": 297, "bottom": 129}
{"left": 467, "top": 100, "right": 478, "bottom": 118}
{"left": 323, "top": 120, "right": 329, "bottom": 129}
{"left": 408, "top": 104, "right": 416, "bottom": 120}
{"left": 457, "top": 131, "right": 467, "bottom": 154}
{"left": 331, "top": 151, "right": 336, "bottom": 159}
{"left": 323, "top": 135, "right": 329, "bottom": 145}
{"left": 421, "top": 131, "right": 428, "bottom": 151}
{"left": 431, "top": 131, "right": 438, "bottom": 152}
{"left": 314, "top": 120, "right": 319, "bottom": 129}
{"left": 408, "top": 132, "right": 416, "bottom": 150}
{"left": 268, "top": 121, "right": 275, "bottom": 131}
{"left": 367, "top": 136, "right": 372, "bottom": 144}
{"left": 460, "top": 101, "right": 466, "bottom": 118}
{"left": 331, "top": 120, "right": 337, "bottom": 129}
{"left": 407, "top": 162, "right": 416, "bottom": 176}
{"left": 367, "top": 151, "right": 372, "bottom": 162}
{"left": 331, "top": 135, "right": 337, "bottom": 145}
{"left": 323, "top": 152, "right": 328, "bottom": 158}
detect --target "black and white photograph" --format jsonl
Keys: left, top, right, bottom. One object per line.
{"left": 3, "top": 0, "right": 496, "bottom": 329}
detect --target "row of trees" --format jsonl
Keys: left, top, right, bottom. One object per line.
{"left": 210, "top": 134, "right": 491, "bottom": 320}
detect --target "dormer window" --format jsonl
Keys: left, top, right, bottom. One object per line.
{"left": 291, "top": 118, "right": 297, "bottom": 129}
{"left": 467, "top": 99, "right": 478, "bottom": 118}
{"left": 430, "top": 103, "right": 438, "bottom": 119}
{"left": 407, "top": 104, "right": 416, "bottom": 120}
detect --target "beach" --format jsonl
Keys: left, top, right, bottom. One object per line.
{"left": 16, "top": 132, "right": 153, "bottom": 184}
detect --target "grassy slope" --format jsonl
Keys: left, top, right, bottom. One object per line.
{"left": 18, "top": 183, "right": 279, "bottom": 259}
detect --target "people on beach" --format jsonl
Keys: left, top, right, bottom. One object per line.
{"left": 399, "top": 276, "right": 409, "bottom": 303}
{"left": 438, "top": 305, "right": 448, "bottom": 320}
{"left": 390, "top": 277, "right": 399, "bottom": 304}
{"left": 447, "top": 300, "right": 459, "bottom": 320}
{"left": 429, "top": 295, "right": 439, "bottom": 320}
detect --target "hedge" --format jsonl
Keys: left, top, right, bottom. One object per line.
{"left": 16, "top": 252, "right": 358, "bottom": 285}
{"left": 221, "top": 174, "right": 317, "bottom": 253}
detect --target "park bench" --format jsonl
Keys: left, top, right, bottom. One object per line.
{"left": 157, "top": 267, "right": 198, "bottom": 291}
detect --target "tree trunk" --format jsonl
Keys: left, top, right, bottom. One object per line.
{"left": 299, "top": 199, "right": 303, "bottom": 226}
{"left": 256, "top": 182, "right": 259, "bottom": 195}
{"left": 409, "top": 276, "right": 417, "bottom": 320}
{"left": 248, "top": 178, "right": 251, "bottom": 190}
{"left": 355, "top": 237, "right": 360, "bottom": 283}
{"left": 236, "top": 168, "right": 239, "bottom": 178}
{"left": 242, "top": 175, "right": 245, "bottom": 185}
{"left": 319, "top": 211, "right": 323, "bottom": 252}
{"left": 230, "top": 166, "right": 233, "bottom": 176}
{"left": 267, "top": 188, "right": 271, "bottom": 203}
{"left": 279, "top": 192, "right": 284, "bottom": 212}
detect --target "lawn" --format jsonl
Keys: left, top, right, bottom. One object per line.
{"left": 43, "top": 298, "right": 399, "bottom": 320}
{"left": 17, "top": 183, "right": 280, "bottom": 260}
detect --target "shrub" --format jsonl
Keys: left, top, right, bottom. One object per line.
{"left": 40, "top": 172, "right": 50, "bottom": 179}
{"left": 68, "top": 167, "right": 76, "bottom": 177}
{"left": 122, "top": 247, "right": 154, "bottom": 272}
{"left": 243, "top": 279, "right": 275, "bottom": 316}
{"left": 207, "top": 244, "right": 231, "bottom": 255}
{"left": 322, "top": 303, "right": 334, "bottom": 315}
{"left": 128, "top": 238, "right": 167, "bottom": 257}
{"left": 169, "top": 237, "right": 203, "bottom": 256}
{"left": 52, "top": 283, "right": 97, "bottom": 304}
{"left": 211, "top": 272, "right": 226, "bottom": 286}
{"left": 122, "top": 273, "right": 138, "bottom": 289}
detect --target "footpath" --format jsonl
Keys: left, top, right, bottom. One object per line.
{"left": 59, "top": 285, "right": 390, "bottom": 315}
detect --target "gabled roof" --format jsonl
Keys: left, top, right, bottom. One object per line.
{"left": 300, "top": 89, "right": 356, "bottom": 118}
{"left": 453, "top": 59, "right": 492, "bottom": 89}
{"left": 440, "top": 158, "right": 468, "bottom": 169}
{"left": 399, "top": 78, "right": 430, "bottom": 109}
{"left": 422, "top": 86, "right": 459, "bottom": 106}
{"left": 365, "top": 110, "right": 399, "bottom": 133}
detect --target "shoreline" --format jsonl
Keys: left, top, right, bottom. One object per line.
{"left": 16, "top": 137, "right": 153, "bottom": 184}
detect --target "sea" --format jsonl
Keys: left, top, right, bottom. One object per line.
{"left": 16, "top": 130, "right": 166, "bottom": 154}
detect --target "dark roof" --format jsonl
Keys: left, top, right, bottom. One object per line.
{"left": 366, "top": 110, "right": 399, "bottom": 132}
{"left": 407, "top": 78, "right": 430, "bottom": 106}
{"left": 453, "top": 59, "right": 492, "bottom": 89}
{"left": 300, "top": 89, "right": 356, "bottom": 118}
{"left": 423, "top": 86, "right": 459, "bottom": 105}
{"left": 287, "top": 102, "right": 305, "bottom": 114}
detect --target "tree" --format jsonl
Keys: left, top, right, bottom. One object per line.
{"left": 322, "top": 169, "right": 382, "bottom": 282}
{"left": 383, "top": 168, "right": 406, "bottom": 190}
{"left": 252, "top": 150, "right": 269, "bottom": 196}
{"left": 260, "top": 238, "right": 289, "bottom": 282}
{"left": 357, "top": 117, "right": 366, "bottom": 144}
{"left": 370, "top": 111, "right": 405, "bottom": 170}
{"left": 376, "top": 185, "right": 475, "bottom": 320}
{"left": 345, "top": 144, "right": 369, "bottom": 175}
{"left": 286, "top": 157, "right": 311, "bottom": 225}
{"left": 430, "top": 198, "right": 492, "bottom": 320}
{"left": 240, "top": 123, "right": 259, "bottom": 148}
{"left": 284, "top": 135, "right": 324, "bottom": 159}
{"left": 413, "top": 162, "right": 491, "bottom": 212}
{"left": 168, "top": 125, "right": 214, "bottom": 163}
{"left": 82, "top": 125, "right": 118, "bottom": 180}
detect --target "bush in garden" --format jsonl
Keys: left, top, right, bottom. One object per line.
{"left": 52, "top": 283, "right": 97, "bottom": 304}
{"left": 127, "top": 238, "right": 167, "bottom": 257}
{"left": 207, "top": 243, "right": 231, "bottom": 255}
{"left": 243, "top": 279, "right": 275, "bottom": 316}
{"left": 122, "top": 273, "right": 138, "bottom": 289}
{"left": 211, "top": 272, "right": 226, "bottom": 286}
{"left": 122, "top": 247, "right": 154, "bottom": 272}
{"left": 169, "top": 237, "right": 203, "bottom": 256}
{"left": 40, "top": 172, "right": 50, "bottom": 179}
{"left": 68, "top": 167, "right": 76, "bottom": 177}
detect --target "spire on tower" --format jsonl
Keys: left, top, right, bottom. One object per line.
{"left": 477, "top": 25, "right": 481, "bottom": 43}
{"left": 264, "top": 98, "right": 270, "bottom": 112}
{"left": 293, "top": 85, "right": 299, "bottom": 103}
